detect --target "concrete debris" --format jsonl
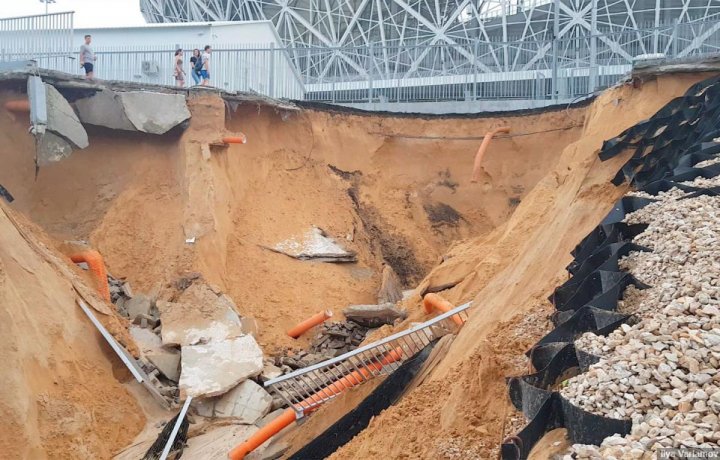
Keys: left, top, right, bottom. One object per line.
{"left": 147, "top": 350, "right": 181, "bottom": 382}
{"left": 377, "top": 264, "right": 403, "bottom": 304}
{"left": 125, "top": 294, "right": 153, "bottom": 320}
{"left": 260, "top": 363, "right": 283, "bottom": 382}
{"left": 297, "top": 320, "right": 371, "bottom": 358}
{"left": 246, "top": 440, "right": 289, "bottom": 460}
{"left": 343, "top": 303, "right": 406, "bottom": 328}
{"left": 213, "top": 380, "right": 273, "bottom": 422}
{"left": 157, "top": 284, "right": 245, "bottom": 347}
{"left": 44, "top": 84, "right": 89, "bottom": 150}
{"left": 182, "top": 425, "right": 259, "bottom": 460}
{"left": 180, "top": 335, "right": 264, "bottom": 398}
{"left": 36, "top": 131, "right": 74, "bottom": 166}
{"left": 129, "top": 326, "right": 163, "bottom": 354}
{"left": 74, "top": 88, "right": 136, "bottom": 131}
{"left": 118, "top": 91, "right": 191, "bottom": 135}
{"left": 272, "top": 227, "right": 357, "bottom": 262}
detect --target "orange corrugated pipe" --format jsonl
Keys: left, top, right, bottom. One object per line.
{"left": 3, "top": 99, "right": 30, "bottom": 112}
{"left": 222, "top": 134, "right": 247, "bottom": 144}
{"left": 471, "top": 126, "right": 510, "bottom": 182}
{"left": 287, "top": 309, "right": 333, "bottom": 339}
{"left": 70, "top": 250, "right": 111, "bottom": 302}
{"left": 422, "top": 293, "right": 464, "bottom": 326}
{"left": 228, "top": 347, "right": 403, "bottom": 460}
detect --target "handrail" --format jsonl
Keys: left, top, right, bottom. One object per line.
{"left": 264, "top": 301, "right": 472, "bottom": 412}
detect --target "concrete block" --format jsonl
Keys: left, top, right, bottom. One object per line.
{"left": 27, "top": 76, "right": 47, "bottom": 128}
{"left": 118, "top": 91, "right": 191, "bottom": 135}
{"left": 213, "top": 380, "right": 273, "bottom": 423}
{"left": 179, "top": 335, "right": 264, "bottom": 398}
{"left": 74, "top": 88, "right": 136, "bottom": 131}
{"left": 125, "top": 294, "right": 153, "bottom": 320}
{"left": 343, "top": 303, "right": 406, "bottom": 328}
{"left": 147, "top": 350, "right": 180, "bottom": 382}
{"left": 36, "top": 131, "right": 73, "bottom": 166}
{"left": 44, "top": 84, "right": 88, "bottom": 149}
{"left": 260, "top": 363, "right": 282, "bottom": 382}
{"left": 377, "top": 264, "right": 403, "bottom": 305}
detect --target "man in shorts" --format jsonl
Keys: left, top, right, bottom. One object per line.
{"left": 201, "top": 45, "right": 212, "bottom": 86}
{"left": 79, "top": 35, "right": 96, "bottom": 80}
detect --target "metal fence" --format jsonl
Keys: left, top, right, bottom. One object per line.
{"left": 264, "top": 301, "right": 472, "bottom": 416}
{"left": 3, "top": 12, "right": 720, "bottom": 107}
{"left": 0, "top": 12, "right": 74, "bottom": 71}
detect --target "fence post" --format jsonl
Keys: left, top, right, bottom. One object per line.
{"left": 551, "top": 0, "right": 560, "bottom": 101}
{"left": 268, "top": 43, "right": 276, "bottom": 98}
{"left": 368, "top": 43, "right": 373, "bottom": 103}
{"left": 473, "top": 39, "right": 479, "bottom": 101}
{"left": 672, "top": 18, "right": 679, "bottom": 58}
{"left": 589, "top": 0, "right": 598, "bottom": 94}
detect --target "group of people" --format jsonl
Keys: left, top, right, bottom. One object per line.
{"left": 79, "top": 34, "right": 213, "bottom": 87}
{"left": 174, "top": 46, "right": 212, "bottom": 87}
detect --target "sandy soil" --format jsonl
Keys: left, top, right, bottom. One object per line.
{"left": 0, "top": 202, "right": 145, "bottom": 459}
{"left": 1, "top": 90, "right": 583, "bottom": 354}
{"left": 329, "top": 73, "right": 715, "bottom": 459}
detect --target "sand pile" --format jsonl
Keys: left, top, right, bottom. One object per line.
{"left": 330, "top": 73, "right": 715, "bottom": 459}
{"left": 0, "top": 202, "right": 144, "bottom": 458}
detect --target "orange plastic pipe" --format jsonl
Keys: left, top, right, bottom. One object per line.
{"left": 422, "top": 293, "right": 465, "bottom": 326}
{"left": 287, "top": 309, "right": 333, "bottom": 338}
{"left": 471, "top": 127, "right": 510, "bottom": 182}
{"left": 70, "top": 250, "right": 111, "bottom": 302}
{"left": 3, "top": 99, "right": 30, "bottom": 112}
{"left": 222, "top": 134, "right": 247, "bottom": 144}
{"left": 228, "top": 347, "right": 403, "bottom": 460}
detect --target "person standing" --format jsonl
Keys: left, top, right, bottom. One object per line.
{"left": 173, "top": 48, "right": 186, "bottom": 87}
{"left": 189, "top": 49, "right": 202, "bottom": 86}
{"left": 200, "top": 45, "right": 212, "bottom": 86}
{"left": 79, "top": 34, "right": 96, "bottom": 80}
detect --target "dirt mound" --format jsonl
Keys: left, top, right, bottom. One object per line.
{"left": 0, "top": 202, "right": 144, "bottom": 459}
{"left": 329, "top": 73, "right": 715, "bottom": 459}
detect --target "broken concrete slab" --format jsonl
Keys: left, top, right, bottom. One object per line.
{"left": 343, "top": 303, "right": 407, "bottom": 328}
{"left": 74, "top": 88, "right": 136, "bottom": 131}
{"left": 213, "top": 380, "right": 273, "bottom": 423}
{"left": 125, "top": 294, "right": 153, "bottom": 320}
{"left": 44, "top": 83, "right": 88, "bottom": 149}
{"left": 36, "top": 131, "right": 73, "bottom": 166}
{"left": 179, "top": 335, "right": 264, "bottom": 398}
{"left": 156, "top": 283, "right": 244, "bottom": 346}
{"left": 182, "top": 425, "right": 259, "bottom": 460}
{"left": 260, "top": 363, "right": 283, "bottom": 382}
{"left": 377, "top": 264, "right": 403, "bottom": 304}
{"left": 271, "top": 227, "right": 356, "bottom": 262}
{"left": 129, "top": 325, "right": 163, "bottom": 354}
{"left": 118, "top": 91, "right": 191, "bottom": 135}
{"left": 147, "top": 350, "right": 181, "bottom": 382}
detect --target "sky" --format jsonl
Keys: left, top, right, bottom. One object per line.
{"left": 1, "top": 0, "right": 146, "bottom": 28}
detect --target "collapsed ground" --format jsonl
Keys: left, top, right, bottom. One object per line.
{"left": 0, "top": 70, "right": 713, "bottom": 459}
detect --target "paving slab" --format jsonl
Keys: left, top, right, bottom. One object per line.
{"left": 272, "top": 227, "right": 356, "bottom": 262}
{"left": 74, "top": 88, "right": 136, "bottom": 131}
{"left": 118, "top": 91, "right": 190, "bottom": 135}
{"left": 179, "top": 335, "right": 264, "bottom": 398}
{"left": 213, "top": 380, "right": 273, "bottom": 423}
{"left": 44, "top": 83, "right": 88, "bottom": 149}
{"left": 147, "top": 350, "right": 181, "bottom": 382}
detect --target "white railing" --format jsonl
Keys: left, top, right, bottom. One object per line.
{"left": 0, "top": 12, "right": 74, "bottom": 70}
{"left": 264, "top": 302, "right": 472, "bottom": 416}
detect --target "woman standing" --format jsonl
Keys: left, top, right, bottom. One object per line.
{"left": 189, "top": 49, "right": 201, "bottom": 86}
{"left": 173, "top": 49, "right": 186, "bottom": 87}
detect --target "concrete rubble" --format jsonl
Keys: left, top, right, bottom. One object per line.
{"left": 182, "top": 425, "right": 259, "bottom": 460}
{"left": 180, "top": 335, "right": 264, "bottom": 398}
{"left": 44, "top": 84, "right": 89, "bottom": 149}
{"left": 196, "top": 380, "right": 273, "bottom": 423}
{"left": 377, "top": 264, "right": 403, "bottom": 304}
{"left": 272, "top": 227, "right": 357, "bottom": 262}
{"left": 560, "top": 184, "right": 720, "bottom": 458}
{"left": 74, "top": 89, "right": 191, "bottom": 135}
{"left": 343, "top": 303, "right": 406, "bottom": 328}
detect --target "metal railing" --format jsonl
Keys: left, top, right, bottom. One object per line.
{"left": 264, "top": 301, "right": 472, "bottom": 416}
{"left": 3, "top": 13, "right": 720, "bottom": 107}
{"left": 0, "top": 12, "right": 74, "bottom": 70}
